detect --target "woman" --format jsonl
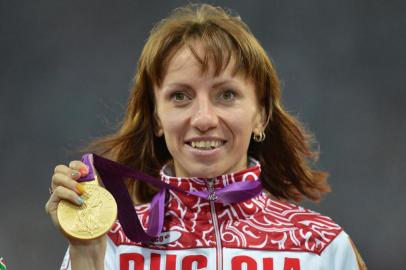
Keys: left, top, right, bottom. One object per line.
{"left": 45, "top": 4, "right": 366, "bottom": 270}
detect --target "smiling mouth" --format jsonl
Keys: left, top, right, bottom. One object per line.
{"left": 186, "top": 140, "right": 226, "bottom": 150}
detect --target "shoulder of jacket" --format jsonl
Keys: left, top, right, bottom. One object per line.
{"left": 269, "top": 200, "right": 340, "bottom": 225}
{"left": 266, "top": 199, "right": 343, "bottom": 254}
{"left": 318, "top": 231, "right": 367, "bottom": 269}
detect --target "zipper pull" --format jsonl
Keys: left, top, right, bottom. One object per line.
{"left": 207, "top": 179, "right": 217, "bottom": 201}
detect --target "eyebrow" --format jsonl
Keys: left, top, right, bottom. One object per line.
{"left": 164, "top": 79, "right": 238, "bottom": 89}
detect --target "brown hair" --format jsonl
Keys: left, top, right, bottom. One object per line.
{"left": 86, "top": 4, "right": 330, "bottom": 203}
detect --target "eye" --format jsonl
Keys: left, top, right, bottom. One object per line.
{"left": 220, "top": 90, "right": 237, "bottom": 101}
{"left": 170, "top": 91, "right": 190, "bottom": 103}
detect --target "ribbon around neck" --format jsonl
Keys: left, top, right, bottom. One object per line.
{"left": 78, "top": 153, "right": 263, "bottom": 243}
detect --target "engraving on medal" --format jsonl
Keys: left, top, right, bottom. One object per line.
{"left": 74, "top": 187, "right": 103, "bottom": 235}
{"left": 57, "top": 184, "right": 117, "bottom": 240}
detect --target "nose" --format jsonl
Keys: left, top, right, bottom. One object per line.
{"left": 190, "top": 97, "right": 219, "bottom": 132}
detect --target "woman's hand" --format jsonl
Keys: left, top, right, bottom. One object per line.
{"left": 45, "top": 161, "right": 88, "bottom": 229}
{"left": 45, "top": 160, "right": 106, "bottom": 269}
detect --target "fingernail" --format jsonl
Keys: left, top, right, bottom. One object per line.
{"left": 79, "top": 167, "right": 88, "bottom": 176}
{"left": 75, "top": 183, "right": 86, "bottom": 194}
{"left": 71, "top": 171, "right": 80, "bottom": 179}
{"left": 75, "top": 196, "right": 84, "bottom": 205}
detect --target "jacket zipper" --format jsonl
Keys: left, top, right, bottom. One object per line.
{"left": 208, "top": 179, "right": 222, "bottom": 270}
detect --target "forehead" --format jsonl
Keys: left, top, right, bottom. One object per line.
{"left": 166, "top": 47, "right": 196, "bottom": 73}
{"left": 162, "top": 45, "right": 242, "bottom": 82}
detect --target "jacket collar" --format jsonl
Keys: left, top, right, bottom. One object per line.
{"left": 159, "top": 158, "right": 261, "bottom": 192}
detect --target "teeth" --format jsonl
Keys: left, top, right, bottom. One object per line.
{"left": 190, "top": 140, "right": 223, "bottom": 149}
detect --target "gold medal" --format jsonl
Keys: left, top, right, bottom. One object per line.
{"left": 57, "top": 158, "right": 117, "bottom": 240}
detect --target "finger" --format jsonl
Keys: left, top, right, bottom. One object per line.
{"left": 53, "top": 186, "right": 85, "bottom": 206}
{"left": 45, "top": 186, "right": 85, "bottom": 214}
{"left": 53, "top": 164, "right": 81, "bottom": 180}
{"left": 51, "top": 173, "right": 85, "bottom": 195}
{"left": 68, "top": 160, "right": 89, "bottom": 176}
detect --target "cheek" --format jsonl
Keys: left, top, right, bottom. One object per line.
{"left": 158, "top": 110, "right": 187, "bottom": 140}
{"left": 224, "top": 108, "right": 258, "bottom": 133}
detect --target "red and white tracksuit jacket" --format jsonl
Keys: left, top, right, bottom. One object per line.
{"left": 61, "top": 160, "right": 366, "bottom": 270}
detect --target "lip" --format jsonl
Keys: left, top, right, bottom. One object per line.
{"left": 185, "top": 142, "right": 225, "bottom": 157}
{"left": 184, "top": 136, "right": 227, "bottom": 158}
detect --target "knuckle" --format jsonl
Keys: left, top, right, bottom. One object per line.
{"left": 53, "top": 186, "right": 64, "bottom": 197}
{"left": 69, "top": 160, "right": 81, "bottom": 169}
{"left": 51, "top": 173, "right": 58, "bottom": 182}
{"left": 54, "top": 164, "right": 66, "bottom": 173}
{"left": 51, "top": 173, "right": 64, "bottom": 184}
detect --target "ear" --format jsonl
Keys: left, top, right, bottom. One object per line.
{"left": 254, "top": 106, "right": 267, "bottom": 132}
{"left": 154, "top": 110, "right": 164, "bottom": 137}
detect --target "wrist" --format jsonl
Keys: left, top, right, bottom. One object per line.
{"left": 68, "top": 238, "right": 106, "bottom": 270}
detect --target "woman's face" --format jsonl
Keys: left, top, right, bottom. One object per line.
{"left": 154, "top": 46, "right": 264, "bottom": 178}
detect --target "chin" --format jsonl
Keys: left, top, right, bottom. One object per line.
{"left": 181, "top": 163, "right": 225, "bottom": 179}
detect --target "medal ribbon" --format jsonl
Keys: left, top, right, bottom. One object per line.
{"left": 78, "top": 153, "right": 263, "bottom": 243}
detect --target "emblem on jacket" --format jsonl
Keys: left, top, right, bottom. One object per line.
{"left": 149, "top": 231, "right": 181, "bottom": 245}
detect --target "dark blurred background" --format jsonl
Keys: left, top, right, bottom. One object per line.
{"left": 1, "top": 0, "right": 405, "bottom": 269}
